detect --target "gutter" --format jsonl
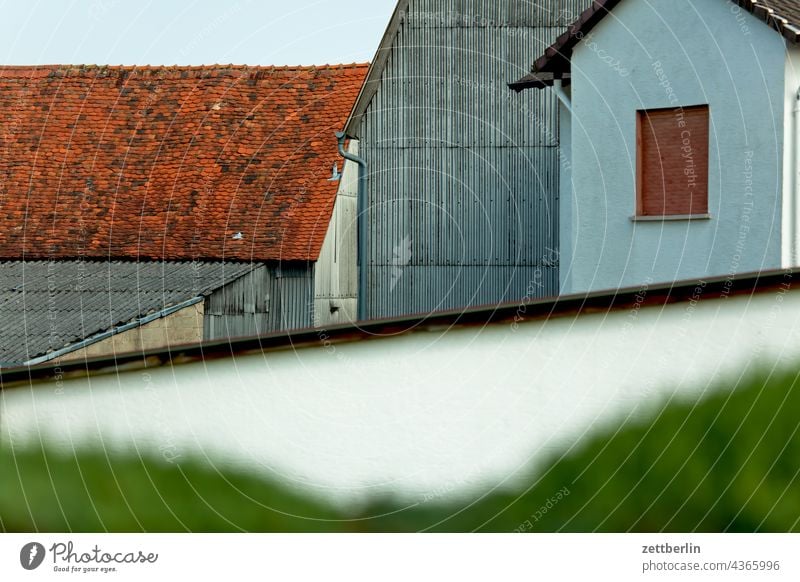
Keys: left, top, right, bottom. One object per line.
{"left": 23, "top": 296, "right": 204, "bottom": 367}
{"left": 336, "top": 131, "right": 368, "bottom": 322}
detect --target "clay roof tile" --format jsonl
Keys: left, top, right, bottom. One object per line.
{"left": 0, "top": 63, "right": 368, "bottom": 262}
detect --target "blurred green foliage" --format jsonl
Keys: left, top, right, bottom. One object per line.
{"left": 0, "top": 448, "right": 344, "bottom": 532}
{"left": 2, "top": 367, "right": 800, "bottom": 532}
{"left": 362, "top": 367, "right": 800, "bottom": 532}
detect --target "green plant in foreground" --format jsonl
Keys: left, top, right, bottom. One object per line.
{"left": 0, "top": 448, "right": 344, "bottom": 532}
{"left": 359, "top": 367, "right": 800, "bottom": 532}
{"left": 2, "top": 366, "right": 799, "bottom": 532}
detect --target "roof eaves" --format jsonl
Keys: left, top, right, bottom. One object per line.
{"left": 509, "top": 72, "right": 570, "bottom": 92}
{"left": 343, "top": 0, "right": 410, "bottom": 138}
{"left": 739, "top": 1, "right": 800, "bottom": 42}
{"left": 532, "top": 0, "right": 623, "bottom": 76}
{"left": 784, "top": 22, "right": 800, "bottom": 42}
{"left": 516, "top": 0, "right": 800, "bottom": 91}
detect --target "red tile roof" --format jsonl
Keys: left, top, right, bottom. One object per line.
{"left": 0, "top": 64, "right": 368, "bottom": 262}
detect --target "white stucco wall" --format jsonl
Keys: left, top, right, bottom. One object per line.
{"left": 314, "top": 142, "right": 359, "bottom": 328}
{"left": 2, "top": 278, "right": 799, "bottom": 505}
{"left": 565, "top": 0, "right": 786, "bottom": 294}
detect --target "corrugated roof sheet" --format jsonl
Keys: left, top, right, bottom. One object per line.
{"left": 0, "top": 260, "right": 255, "bottom": 365}
{"left": 0, "top": 64, "right": 368, "bottom": 262}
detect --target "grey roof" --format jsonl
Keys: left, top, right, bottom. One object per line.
{"left": 0, "top": 260, "right": 256, "bottom": 365}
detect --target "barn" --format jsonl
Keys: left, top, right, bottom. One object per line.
{"left": 343, "top": 0, "right": 592, "bottom": 318}
{"left": 0, "top": 64, "right": 366, "bottom": 366}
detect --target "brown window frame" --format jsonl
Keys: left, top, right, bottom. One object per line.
{"left": 635, "top": 105, "right": 710, "bottom": 220}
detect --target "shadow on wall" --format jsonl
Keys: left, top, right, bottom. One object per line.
{"left": 1, "top": 365, "right": 799, "bottom": 532}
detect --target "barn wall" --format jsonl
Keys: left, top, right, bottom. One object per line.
{"left": 357, "top": 0, "right": 592, "bottom": 318}
{"left": 269, "top": 265, "right": 315, "bottom": 331}
{"left": 204, "top": 264, "right": 315, "bottom": 340}
{"left": 56, "top": 303, "right": 204, "bottom": 363}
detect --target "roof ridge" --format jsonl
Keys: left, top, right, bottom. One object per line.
{"left": 0, "top": 63, "right": 370, "bottom": 78}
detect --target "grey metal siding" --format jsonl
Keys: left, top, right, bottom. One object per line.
{"left": 270, "top": 265, "right": 315, "bottom": 331}
{"left": 204, "top": 264, "right": 314, "bottom": 339}
{"left": 358, "top": 0, "right": 590, "bottom": 318}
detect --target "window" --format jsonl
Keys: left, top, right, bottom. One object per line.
{"left": 636, "top": 105, "right": 709, "bottom": 218}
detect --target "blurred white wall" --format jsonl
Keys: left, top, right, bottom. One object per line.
{"left": 2, "top": 280, "right": 799, "bottom": 504}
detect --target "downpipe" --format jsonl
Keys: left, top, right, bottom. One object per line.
{"left": 792, "top": 87, "right": 800, "bottom": 266}
{"left": 552, "top": 78, "right": 573, "bottom": 114}
{"left": 336, "top": 131, "right": 368, "bottom": 322}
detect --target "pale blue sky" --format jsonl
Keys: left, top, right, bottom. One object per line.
{"left": 0, "top": 0, "right": 394, "bottom": 66}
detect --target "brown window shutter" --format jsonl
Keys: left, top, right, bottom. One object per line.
{"left": 637, "top": 105, "right": 709, "bottom": 216}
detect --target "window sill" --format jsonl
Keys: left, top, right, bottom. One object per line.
{"left": 630, "top": 214, "right": 712, "bottom": 222}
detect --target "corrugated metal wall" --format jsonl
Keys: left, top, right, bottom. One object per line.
{"left": 358, "top": 0, "right": 590, "bottom": 318}
{"left": 204, "top": 264, "right": 314, "bottom": 339}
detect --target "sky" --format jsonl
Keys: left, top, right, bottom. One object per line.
{"left": 0, "top": 0, "right": 394, "bottom": 66}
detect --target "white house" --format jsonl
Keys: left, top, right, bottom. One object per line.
{"left": 512, "top": 0, "right": 800, "bottom": 294}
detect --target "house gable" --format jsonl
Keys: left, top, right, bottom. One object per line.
{"left": 512, "top": 0, "right": 800, "bottom": 89}
{"left": 547, "top": 0, "right": 788, "bottom": 293}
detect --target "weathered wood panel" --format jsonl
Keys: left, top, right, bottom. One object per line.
{"left": 204, "top": 264, "right": 315, "bottom": 339}
{"left": 314, "top": 145, "right": 359, "bottom": 327}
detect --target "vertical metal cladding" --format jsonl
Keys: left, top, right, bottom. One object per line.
{"left": 204, "top": 263, "right": 314, "bottom": 339}
{"left": 359, "top": 0, "right": 590, "bottom": 318}
{"left": 270, "top": 264, "right": 315, "bottom": 331}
